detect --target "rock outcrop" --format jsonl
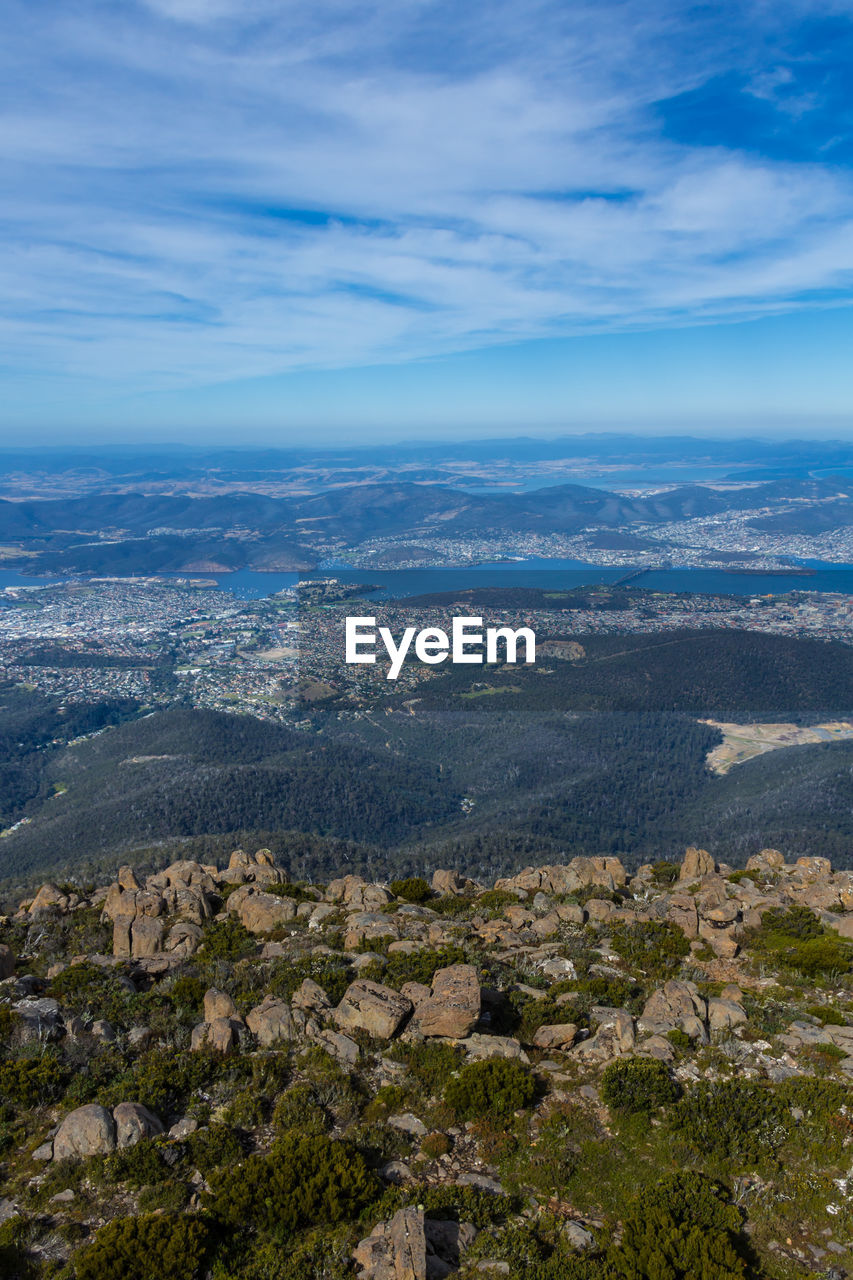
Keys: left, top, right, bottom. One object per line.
{"left": 410, "top": 964, "right": 481, "bottom": 1039}
{"left": 53, "top": 1105, "right": 116, "bottom": 1160}
{"left": 334, "top": 981, "right": 413, "bottom": 1040}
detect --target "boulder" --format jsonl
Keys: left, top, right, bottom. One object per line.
{"left": 413, "top": 964, "right": 480, "bottom": 1039}
{"left": 219, "top": 847, "right": 286, "bottom": 887}
{"left": 707, "top": 998, "right": 748, "bottom": 1033}
{"left": 665, "top": 894, "right": 699, "bottom": 939}
{"left": 573, "top": 1009, "right": 635, "bottom": 1062}
{"left": 117, "top": 865, "right": 142, "bottom": 891}
{"left": 335, "top": 981, "right": 413, "bottom": 1040}
{"left": 0, "top": 946, "right": 14, "bottom": 981}
{"left": 53, "top": 1105, "right": 116, "bottom": 1160}
{"left": 246, "top": 996, "right": 297, "bottom": 1046}
{"left": 680, "top": 847, "right": 715, "bottom": 881}
{"left": 191, "top": 1017, "right": 241, "bottom": 1053}
{"left": 326, "top": 875, "right": 393, "bottom": 910}
{"left": 531, "top": 1023, "right": 578, "bottom": 1051}
{"left": 431, "top": 869, "right": 469, "bottom": 896}
{"left": 345, "top": 912, "right": 400, "bottom": 950}
{"left": 165, "top": 921, "right": 204, "bottom": 957}
{"left": 315, "top": 1029, "right": 359, "bottom": 1066}
{"left": 147, "top": 860, "right": 217, "bottom": 894}
{"left": 794, "top": 856, "right": 833, "bottom": 880}
{"left": 639, "top": 981, "right": 707, "bottom": 1042}
{"left": 745, "top": 849, "right": 785, "bottom": 874}
{"left": 354, "top": 1206, "right": 427, "bottom": 1280}
{"left": 204, "top": 988, "right": 241, "bottom": 1023}
{"left": 13, "top": 997, "right": 61, "bottom": 1042}
{"left": 131, "top": 916, "right": 164, "bottom": 958}
{"left": 291, "top": 978, "right": 332, "bottom": 1013}
{"left": 113, "top": 1102, "right": 165, "bottom": 1148}
{"left": 227, "top": 886, "right": 295, "bottom": 934}
{"left": 28, "top": 884, "right": 70, "bottom": 915}
{"left": 460, "top": 1033, "right": 530, "bottom": 1062}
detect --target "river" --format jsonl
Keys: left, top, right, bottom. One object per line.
{"left": 3, "top": 560, "right": 853, "bottom": 600}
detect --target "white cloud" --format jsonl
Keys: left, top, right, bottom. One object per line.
{"left": 0, "top": 0, "right": 852, "bottom": 394}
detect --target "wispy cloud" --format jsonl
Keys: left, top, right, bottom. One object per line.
{"left": 1, "top": 0, "right": 853, "bottom": 394}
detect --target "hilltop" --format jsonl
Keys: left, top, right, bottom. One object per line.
{"left": 3, "top": 842, "right": 853, "bottom": 1276}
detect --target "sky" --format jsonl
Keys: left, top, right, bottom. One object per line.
{"left": 3, "top": 0, "right": 853, "bottom": 443}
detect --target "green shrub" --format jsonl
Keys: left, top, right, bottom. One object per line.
{"left": 574, "top": 975, "right": 645, "bottom": 1015}
{"left": 669, "top": 1080, "right": 788, "bottom": 1164}
{"left": 97, "top": 1140, "right": 170, "bottom": 1189}
{"left": 49, "top": 962, "right": 135, "bottom": 1025}
{"left": 805, "top": 1003, "right": 845, "bottom": 1026}
{"left": 0, "top": 1215, "right": 35, "bottom": 1280}
{"left": 266, "top": 955, "right": 353, "bottom": 1006}
{"left": 0, "top": 1052, "right": 68, "bottom": 1107}
{"left": 383, "top": 945, "right": 467, "bottom": 990}
{"left": 273, "top": 1082, "right": 329, "bottom": 1134}
{"left": 98, "top": 1047, "right": 220, "bottom": 1115}
{"left": 420, "top": 1131, "right": 451, "bottom": 1158}
{"left": 389, "top": 877, "right": 432, "bottom": 903}
{"left": 666, "top": 1028, "right": 691, "bottom": 1051}
{"left": 475, "top": 890, "right": 520, "bottom": 916}
{"left": 726, "top": 869, "right": 756, "bottom": 886}
{"left": 612, "top": 1171, "right": 747, "bottom": 1279}
{"left": 650, "top": 860, "right": 680, "bottom": 885}
{"left": 787, "top": 936, "right": 852, "bottom": 978}
{"left": 430, "top": 895, "right": 474, "bottom": 918}
{"left": 759, "top": 904, "right": 823, "bottom": 940}
{"left": 165, "top": 974, "right": 206, "bottom": 1020}
{"left": 73, "top": 1212, "right": 210, "bottom": 1280}
{"left": 186, "top": 1123, "right": 245, "bottom": 1173}
{"left": 200, "top": 918, "right": 256, "bottom": 961}
{"left": 444, "top": 1057, "right": 535, "bottom": 1121}
{"left": 388, "top": 1040, "right": 464, "bottom": 1095}
{"left": 601, "top": 1058, "right": 680, "bottom": 1115}
{"left": 205, "top": 1130, "right": 378, "bottom": 1236}
{"left": 609, "top": 921, "right": 689, "bottom": 978}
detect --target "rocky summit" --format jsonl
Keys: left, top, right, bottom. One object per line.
{"left": 3, "top": 845, "right": 853, "bottom": 1277}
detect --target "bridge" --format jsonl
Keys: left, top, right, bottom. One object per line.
{"left": 611, "top": 566, "right": 653, "bottom": 586}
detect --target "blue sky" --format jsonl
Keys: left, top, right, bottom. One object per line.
{"left": 3, "top": 0, "right": 853, "bottom": 443}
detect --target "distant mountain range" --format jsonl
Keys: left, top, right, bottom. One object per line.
{"left": 0, "top": 472, "right": 850, "bottom": 574}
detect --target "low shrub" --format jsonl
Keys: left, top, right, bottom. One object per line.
{"left": 73, "top": 1212, "right": 210, "bottom": 1280}
{"left": 383, "top": 945, "right": 467, "bottom": 990}
{"left": 199, "top": 918, "right": 256, "bottom": 961}
{"left": 601, "top": 1057, "right": 680, "bottom": 1115}
{"left": 388, "top": 1040, "right": 464, "bottom": 1095}
{"left": 669, "top": 1080, "right": 788, "bottom": 1164}
{"left": 444, "top": 1057, "right": 535, "bottom": 1121}
{"left": 420, "top": 1131, "right": 451, "bottom": 1158}
{"left": 759, "top": 904, "right": 823, "bottom": 940}
{"left": 272, "top": 1082, "right": 330, "bottom": 1134}
{"left": 0, "top": 1052, "right": 68, "bottom": 1107}
{"left": 612, "top": 1170, "right": 748, "bottom": 1279}
{"left": 609, "top": 921, "right": 689, "bottom": 978}
{"left": 475, "top": 890, "right": 521, "bottom": 916}
{"left": 97, "top": 1140, "right": 171, "bottom": 1189}
{"left": 186, "top": 1123, "right": 246, "bottom": 1173}
{"left": 389, "top": 877, "right": 432, "bottom": 903}
{"left": 650, "top": 860, "right": 680, "bottom": 886}
{"left": 805, "top": 1004, "right": 845, "bottom": 1026}
{"left": 205, "top": 1130, "right": 378, "bottom": 1236}
{"left": 49, "top": 962, "right": 135, "bottom": 1026}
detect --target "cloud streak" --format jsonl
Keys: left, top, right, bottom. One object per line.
{"left": 2, "top": 0, "right": 853, "bottom": 396}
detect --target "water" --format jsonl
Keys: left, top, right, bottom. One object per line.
{"left": 462, "top": 464, "right": 760, "bottom": 493}
{"left": 4, "top": 562, "right": 853, "bottom": 601}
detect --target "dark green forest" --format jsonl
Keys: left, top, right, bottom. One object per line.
{"left": 1, "top": 626, "right": 852, "bottom": 891}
